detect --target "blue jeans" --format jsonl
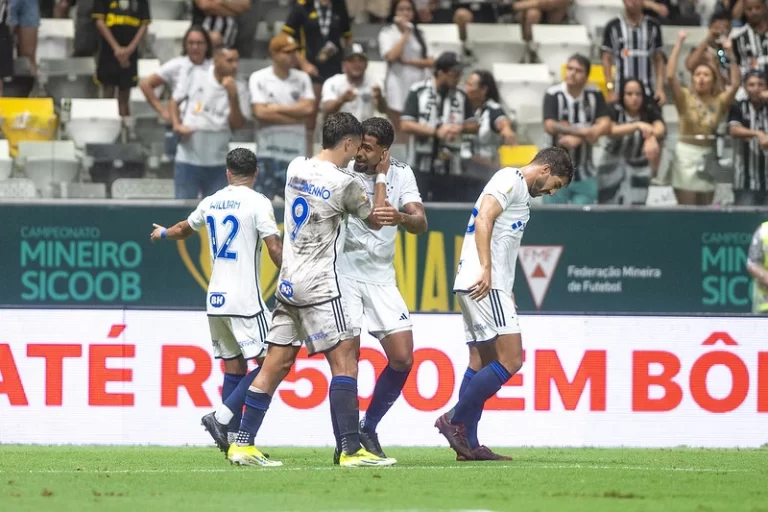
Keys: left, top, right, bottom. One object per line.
{"left": 255, "top": 157, "right": 291, "bottom": 200}
{"left": 174, "top": 162, "right": 228, "bottom": 199}
{"left": 10, "top": 0, "right": 40, "bottom": 27}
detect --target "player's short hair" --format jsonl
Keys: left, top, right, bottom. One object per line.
{"left": 322, "top": 112, "right": 363, "bottom": 149}
{"left": 532, "top": 146, "right": 574, "bottom": 184}
{"left": 567, "top": 53, "right": 591, "bottom": 76}
{"left": 226, "top": 147, "right": 258, "bottom": 176}
{"left": 361, "top": 117, "right": 395, "bottom": 148}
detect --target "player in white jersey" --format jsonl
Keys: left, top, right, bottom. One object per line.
{"left": 149, "top": 148, "right": 282, "bottom": 453}
{"left": 334, "top": 118, "right": 427, "bottom": 463}
{"left": 435, "top": 146, "right": 574, "bottom": 461}
{"left": 226, "top": 112, "right": 396, "bottom": 468}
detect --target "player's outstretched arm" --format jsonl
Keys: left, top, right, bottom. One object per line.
{"left": 150, "top": 221, "right": 195, "bottom": 242}
{"left": 264, "top": 234, "right": 283, "bottom": 269}
{"left": 468, "top": 195, "right": 503, "bottom": 301}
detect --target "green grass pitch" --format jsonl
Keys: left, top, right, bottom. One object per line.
{"left": 1, "top": 446, "right": 767, "bottom": 511}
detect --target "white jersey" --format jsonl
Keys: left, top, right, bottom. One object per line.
{"left": 187, "top": 185, "right": 280, "bottom": 317}
{"left": 453, "top": 167, "right": 531, "bottom": 295}
{"left": 339, "top": 158, "right": 422, "bottom": 284}
{"left": 321, "top": 72, "right": 382, "bottom": 122}
{"left": 276, "top": 157, "right": 373, "bottom": 307}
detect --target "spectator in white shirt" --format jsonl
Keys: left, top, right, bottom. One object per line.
{"left": 249, "top": 33, "right": 315, "bottom": 201}
{"left": 321, "top": 42, "right": 387, "bottom": 122}
{"left": 169, "top": 46, "right": 249, "bottom": 199}
{"left": 379, "top": 0, "right": 434, "bottom": 142}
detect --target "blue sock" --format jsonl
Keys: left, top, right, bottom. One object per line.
{"left": 236, "top": 389, "right": 271, "bottom": 446}
{"left": 458, "top": 368, "right": 481, "bottom": 448}
{"left": 330, "top": 401, "right": 341, "bottom": 452}
{"left": 222, "top": 373, "right": 243, "bottom": 402}
{"left": 452, "top": 361, "right": 511, "bottom": 427}
{"left": 363, "top": 365, "right": 410, "bottom": 433}
{"left": 223, "top": 367, "right": 261, "bottom": 431}
{"left": 329, "top": 376, "right": 361, "bottom": 455}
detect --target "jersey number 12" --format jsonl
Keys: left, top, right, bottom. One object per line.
{"left": 206, "top": 214, "right": 240, "bottom": 260}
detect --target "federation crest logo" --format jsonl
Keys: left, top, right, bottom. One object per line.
{"left": 518, "top": 245, "right": 563, "bottom": 310}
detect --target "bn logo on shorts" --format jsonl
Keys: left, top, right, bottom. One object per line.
{"left": 279, "top": 280, "right": 294, "bottom": 298}
{"left": 209, "top": 293, "right": 226, "bottom": 308}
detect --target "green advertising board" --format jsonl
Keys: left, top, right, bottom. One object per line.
{"left": 0, "top": 202, "right": 764, "bottom": 314}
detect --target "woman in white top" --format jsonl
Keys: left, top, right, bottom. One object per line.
{"left": 378, "top": 0, "right": 434, "bottom": 141}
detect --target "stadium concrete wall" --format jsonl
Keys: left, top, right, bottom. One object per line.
{"left": 1, "top": 311, "right": 766, "bottom": 448}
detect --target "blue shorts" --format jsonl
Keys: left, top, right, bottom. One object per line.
{"left": 10, "top": 0, "right": 40, "bottom": 27}
{"left": 174, "top": 162, "right": 228, "bottom": 200}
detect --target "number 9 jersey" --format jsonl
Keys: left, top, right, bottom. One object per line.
{"left": 187, "top": 185, "right": 281, "bottom": 317}
{"left": 277, "top": 156, "right": 373, "bottom": 307}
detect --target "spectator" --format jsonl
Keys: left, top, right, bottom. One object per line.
{"left": 732, "top": 0, "right": 768, "bottom": 82}
{"left": 233, "top": 0, "right": 260, "bottom": 58}
{"left": 249, "top": 33, "right": 314, "bottom": 201}
{"left": 192, "top": 0, "right": 250, "bottom": 49}
{"left": 462, "top": 69, "right": 517, "bottom": 177}
{"left": 321, "top": 42, "right": 386, "bottom": 121}
{"left": 543, "top": 54, "right": 612, "bottom": 205}
{"left": 511, "top": 0, "right": 570, "bottom": 56}
{"left": 379, "top": 0, "right": 433, "bottom": 142}
{"left": 400, "top": 51, "right": 478, "bottom": 175}
{"left": 8, "top": 0, "right": 39, "bottom": 78}
{"left": 92, "top": 0, "right": 151, "bottom": 118}
{"left": 73, "top": 0, "right": 99, "bottom": 57}
{"left": 666, "top": 30, "right": 740, "bottom": 206}
{"left": 346, "top": 0, "right": 390, "bottom": 23}
{"left": 0, "top": 0, "right": 11, "bottom": 97}
{"left": 170, "top": 47, "right": 249, "bottom": 199}
{"left": 597, "top": 78, "right": 665, "bottom": 205}
{"left": 686, "top": 10, "right": 733, "bottom": 91}
{"left": 746, "top": 220, "right": 768, "bottom": 315}
{"left": 728, "top": 70, "right": 768, "bottom": 205}
{"left": 602, "top": 0, "right": 666, "bottom": 106}
{"left": 282, "top": 0, "right": 352, "bottom": 153}
{"left": 716, "top": 0, "right": 745, "bottom": 26}
{"left": 430, "top": 1, "right": 509, "bottom": 58}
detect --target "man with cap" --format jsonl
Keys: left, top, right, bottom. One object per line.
{"left": 400, "top": 51, "right": 478, "bottom": 176}
{"left": 321, "top": 42, "right": 387, "bottom": 122}
{"left": 249, "top": 33, "right": 315, "bottom": 201}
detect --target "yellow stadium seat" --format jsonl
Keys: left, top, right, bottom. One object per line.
{"left": 560, "top": 64, "right": 614, "bottom": 99}
{"left": 0, "top": 98, "right": 57, "bottom": 157}
{"left": 499, "top": 145, "right": 539, "bottom": 168}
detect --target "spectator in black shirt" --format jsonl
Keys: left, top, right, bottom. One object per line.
{"left": 282, "top": 0, "right": 351, "bottom": 153}
{"left": 93, "top": 0, "right": 150, "bottom": 118}
{"left": 731, "top": 0, "right": 768, "bottom": 83}
{"left": 191, "top": 0, "right": 250, "bottom": 50}
{"left": 686, "top": 10, "right": 733, "bottom": 91}
{"left": 729, "top": 70, "right": 768, "bottom": 205}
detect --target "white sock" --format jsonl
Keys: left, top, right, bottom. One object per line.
{"left": 214, "top": 405, "right": 234, "bottom": 425}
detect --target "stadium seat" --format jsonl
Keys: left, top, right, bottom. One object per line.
{"left": 560, "top": 63, "right": 612, "bottom": 98}
{"left": 352, "top": 24, "right": 384, "bottom": 61}
{"left": 39, "top": 58, "right": 99, "bottom": 103}
{"left": 493, "top": 63, "right": 553, "bottom": 115}
{"left": 466, "top": 24, "right": 526, "bottom": 71}
{"left": 148, "top": 20, "right": 189, "bottom": 64}
{"left": 0, "top": 97, "right": 57, "bottom": 157}
{"left": 111, "top": 178, "right": 174, "bottom": 199}
{"left": 1, "top": 58, "right": 36, "bottom": 98}
{"left": 65, "top": 98, "right": 123, "bottom": 147}
{"left": 0, "top": 178, "right": 38, "bottom": 198}
{"left": 85, "top": 143, "right": 147, "bottom": 194}
{"left": 59, "top": 181, "right": 108, "bottom": 199}
{"left": 129, "top": 59, "right": 163, "bottom": 102}
{"left": 662, "top": 26, "right": 709, "bottom": 79}
{"left": 418, "top": 24, "right": 462, "bottom": 60}
{"left": 38, "top": 18, "right": 74, "bottom": 60}
{"left": 0, "top": 140, "right": 12, "bottom": 180}
{"left": 238, "top": 59, "right": 272, "bottom": 81}
{"left": 262, "top": 3, "right": 292, "bottom": 24}
{"left": 129, "top": 100, "right": 168, "bottom": 150}
{"left": 533, "top": 25, "right": 591, "bottom": 79}
{"left": 151, "top": 0, "right": 187, "bottom": 20}
{"left": 499, "top": 145, "right": 539, "bottom": 168}
{"left": 571, "top": 0, "right": 623, "bottom": 42}
{"left": 516, "top": 102, "right": 545, "bottom": 147}
{"left": 16, "top": 140, "right": 80, "bottom": 196}
{"left": 229, "top": 142, "right": 257, "bottom": 154}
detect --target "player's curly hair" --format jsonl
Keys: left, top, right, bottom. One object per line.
{"left": 226, "top": 147, "right": 258, "bottom": 176}
{"left": 532, "top": 147, "right": 574, "bottom": 185}
{"left": 362, "top": 117, "right": 395, "bottom": 148}
{"left": 322, "top": 112, "right": 364, "bottom": 149}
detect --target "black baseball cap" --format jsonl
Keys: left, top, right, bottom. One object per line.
{"left": 344, "top": 42, "right": 368, "bottom": 60}
{"left": 435, "top": 52, "right": 463, "bottom": 73}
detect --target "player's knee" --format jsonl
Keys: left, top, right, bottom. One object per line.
{"left": 525, "top": 8, "right": 543, "bottom": 24}
{"left": 499, "top": 353, "right": 523, "bottom": 376}
{"left": 453, "top": 8, "right": 473, "bottom": 25}
{"left": 388, "top": 354, "right": 413, "bottom": 372}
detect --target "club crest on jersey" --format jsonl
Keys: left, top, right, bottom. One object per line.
{"left": 209, "top": 293, "right": 226, "bottom": 308}
{"left": 279, "top": 280, "right": 294, "bottom": 298}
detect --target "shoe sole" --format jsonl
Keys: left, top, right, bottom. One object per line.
{"left": 200, "top": 418, "right": 229, "bottom": 454}
{"left": 434, "top": 416, "right": 473, "bottom": 460}
{"left": 339, "top": 458, "right": 397, "bottom": 468}
{"left": 228, "top": 453, "right": 283, "bottom": 467}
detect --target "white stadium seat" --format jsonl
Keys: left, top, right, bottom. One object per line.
{"left": 38, "top": 19, "right": 74, "bottom": 60}
{"left": 130, "top": 59, "right": 163, "bottom": 101}
{"left": 516, "top": 103, "right": 545, "bottom": 148}
{"left": 148, "top": 20, "right": 189, "bottom": 64}
{"left": 16, "top": 141, "right": 80, "bottom": 196}
{"left": 532, "top": 25, "right": 591, "bottom": 77}
{"left": 111, "top": 178, "right": 175, "bottom": 199}
{"left": 229, "top": 142, "right": 257, "bottom": 154}
{"left": 0, "top": 140, "right": 12, "bottom": 180}
{"left": 59, "top": 181, "right": 108, "bottom": 199}
{"left": 0, "top": 178, "right": 38, "bottom": 198}
{"left": 65, "top": 98, "right": 123, "bottom": 147}
{"left": 418, "top": 24, "right": 462, "bottom": 59}
{"left": 466, "top": 24, "right": 526, "bottom": 71}
{"left": 151, "top": 0, "right": 187, "bottom": 20}
{"left": 572, "top": 0, "right": 623, "bottom": 42}
{"left": 662, "top": 26, "right": 710, "bottom": 79}
{"left": 39, "top": 58, "right": 98, "bottom": 102}
{"left": 493, "top": 63, "right": 554, "bottom": 115}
